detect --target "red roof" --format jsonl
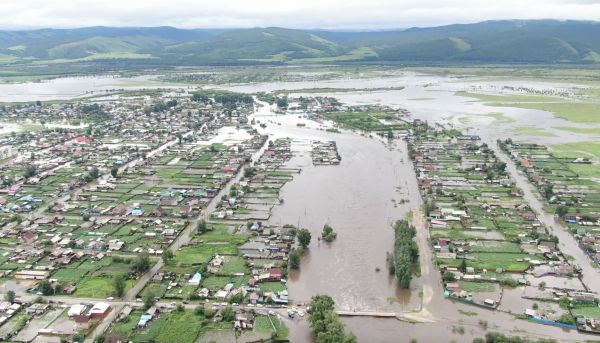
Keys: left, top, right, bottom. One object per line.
{"left": 269, "top": 267, "right": 282, "bottom": 279}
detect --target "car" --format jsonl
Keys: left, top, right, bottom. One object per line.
{"left": 182, "top": 301, "right": 188, "bottom": 304}
{"left": 106, "top": 297, "right": 114, "bottom": 300}
{"left": 136, "top": 298, "right": 142, "bottom": 302}
{"left": 268, "top": 310, "right": 275, "bottom": 315}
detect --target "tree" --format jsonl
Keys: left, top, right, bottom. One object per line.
{"left": 276, "top": 97, "right": 288, "bottom": 109}
{"left": 134, "top": 253, "right": 151, "bottom": 273}
{"left": 24, "top": 165, "right": 37, "bottom": 178}
{"left": 391, "top": 220, "right": 419, "bottom": 289}
{"left": 113, "top": 274, "right": 126, "bottom": 297}
{"left": 197, "top": 219, "right": 208, "bottom": 234}
{"left": 110, "top": 167, "right": 118, "bottom": 178}
{"left": 89, "top": 167, "right": 100, "bottom": 179}
{"left": 297, "top": 228, "right": 312, "bottom": 249}
{"left": 459, "top": 258, "right": 468, "bottom": 273}
{"left": 321, "top": 225, "right": 337, "bottom": 242}
{"left": 555, "top": 205, "right": 569, "bottom": 218}
{"left": 194, "top": 306, "right": 205, "bottom": 316}
{"left": 143, "top": 291, "right": 155, "bottom": 310}
{"left": 162, "top": 249, "right": 174, "bottom": 264}
{"left": 443, "top": 271, "right": 456, "bottom": 282}
{"left": 308, "top": 295, "right": 356, "bottom": 343}
{"left": 5, "top": 290, "right": 15, "bottom": 303}
{"left": 289, "top": 248, "right": 301, "bottom": 269}
{"left": 38, "top": 280, "right": 53, "bottom": 296}
{"left": 221, "top": 306, "right": 235, "bottom": 321}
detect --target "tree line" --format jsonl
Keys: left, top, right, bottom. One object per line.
{"left": 308, "top": 295, "right": 356, "bottom": 343}
{"left": 388, "top": 220, "right": 419, "bottom": 289}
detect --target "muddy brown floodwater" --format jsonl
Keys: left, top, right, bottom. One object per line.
{"left": 270, "top": 135, "right": 418, "bottom": 311}
{"left": 251, "top": 103, "right": 597, "bottom": 343}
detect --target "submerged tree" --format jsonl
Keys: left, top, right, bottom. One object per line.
{"left": 297, "top": 228, "right": 312, "bottom": 249}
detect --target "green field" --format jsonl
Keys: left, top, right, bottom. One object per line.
{"left": 74, "top": 277, "right": 135, "bottom": 298}
{"left": 513, "top": 126, "right": 556, "bottom": 137}
{"left": 456, "top": 91, "right": 562, "bottom": 103}
{"left": 571, "top": 304, "right": 600, "bottom": 319}
{"left": 554, "top": 127, "right": 600, "bottom": 135}
{"left": 459, "top": 281, "right": 498, "bottom": 293}
{"left": 110, "top": 309, "right": 215, "bottom": 343}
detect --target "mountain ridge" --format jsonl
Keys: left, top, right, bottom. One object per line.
{"left": 0, "top": 20, "right": 599, "bottom": 65}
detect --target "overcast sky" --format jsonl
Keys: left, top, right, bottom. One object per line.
{"left": 1, "top": 0, "right": 600, "bottom": 30}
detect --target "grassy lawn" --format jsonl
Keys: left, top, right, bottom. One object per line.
{"left": 74, "top": 277, "right": 135, "bottom": 298}
{"left": 258, "top": 282, "right": 286, "bottom": 293}
{"left": 571, "top": 304, "right": 600, "bottom": 319}
{"left": 166, "top": 243, "right": 238, "bottom": 274}
{"left": 458, "top": 281, "right": 497, "bottom": 293}
{"left": 221, "top": 256, "right": 249, "bottom": 275}
{"left": 438, "top": 252, "right": 533, "bottom": 272}
{"left": 254, "top": 315, "right": 289, "bottom": 339}
{"left": 112, "top": 310, "right": 209, "bottom": 343}
{"left": 139, "top": 283, "right": 168, "bottom": 298}
{"left": 51, "top": 268, "right": 88, "bottom": 284}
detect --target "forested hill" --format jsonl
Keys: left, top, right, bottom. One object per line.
{"left": 1, "top": 20, "right": 599, "bottom": 66}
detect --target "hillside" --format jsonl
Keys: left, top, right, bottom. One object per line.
{"left": 0, "top": 20, "right": 599, "bottom": 66}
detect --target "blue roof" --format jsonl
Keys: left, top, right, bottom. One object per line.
{"left": 129, "top": 209, "right": 144, "bottom": 216}
{"left": 190, "top": 272, "right": 202, "bottom": 282}
{"left": 138, "top": 314, "right": 153, "bottom": 327}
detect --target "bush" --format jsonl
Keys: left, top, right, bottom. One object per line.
{"left": 321, "top": 224, "right": 337, "bottom": 242}
{"left": 194, "top": 306, "right": 205, "bottom": 316}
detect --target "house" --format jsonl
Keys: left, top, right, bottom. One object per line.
{"left": 68, "top": 304, "right": 86, "bottom": 317}
{"left": 89, "top": 303, "right": 111, "bottom": 319}
{"left": 129, "top": 208, "right": 144, "bottom": 216}
{"left": 249, "top": 292, "right": 260, "bottom": 304}
{"left": 188, "top": 272, "right": 202, "bottom": 286}
{"left": 522, "top": 212, "right": 536, "bottom": 221}
{"left": 15, "top": 270, "right": 49, "bottom": 280}
{"left": 74, "top": 314, "right": 91, "bottom": 328}
{"left": 137, "top": 314, "right": 153, "bottom": 327}
{"left": 269, "top": 267, "right": 282, "bottom": 281}
{"left": 108, "top": 240, "right": 124, "bottom": 251}
{"left": 112, "top": 204, "right": 127, "bottom": 216}
{"left": 153, "top": 206, "right": 166, "bottom": 217}
{"left": 21, "top": 231, "right": 37, "bottom": 244}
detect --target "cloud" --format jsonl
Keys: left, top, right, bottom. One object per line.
{"left": 0, "top": 0, "right": 598, "bottom": 29}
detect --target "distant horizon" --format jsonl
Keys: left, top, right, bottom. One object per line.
{"left": 0, "top": 18, "right": 599, "bottom": 32}
{"left": 1, "top": 0, "right": 600, "bottom": 30}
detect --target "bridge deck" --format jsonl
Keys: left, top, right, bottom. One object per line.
{"left": 335, "top": 311, "right": 397, "bottom": 318}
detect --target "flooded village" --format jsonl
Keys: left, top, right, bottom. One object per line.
{"left": 0, "top": 70, "right": 599, "bottom": 343}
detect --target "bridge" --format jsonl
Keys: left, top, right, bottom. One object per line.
{"left": 335, "top": 311, "right": 398, "bottom": 318}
